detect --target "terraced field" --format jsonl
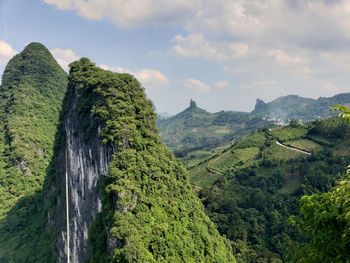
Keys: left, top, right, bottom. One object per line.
{"left": 269, "top": 127, "right": 308, "bottom": 141}
{"left": 286, "top": 139, "right": 323, "bottom": 152}
{"left": 209, "top": 147, "right": 260, "bottom": 173}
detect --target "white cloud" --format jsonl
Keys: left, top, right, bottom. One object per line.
{"left": 173, "top": 33, "right": 249, "bottom": 61}
{"left": 99, "top": 64, "right": 132, "bottom": 74}
{"left": 0, "top": 40, "right": 17, "bottom": 65}
{"left": 185, "top": 0, "right": 350, "bottom": 49}
{"left": 268, "top": 49, "right": 306, "bottom": 67}
{"left": 44, "top": 0, "right": 350, "bottom": 109}
{"left": 185, "top": 78, "right": 211, "bottom": 93}
{"left": 171, "top": 0, "right": 350, "bottom": 97}
{"left": 136, "top": 69, "right": 168, "bottom": 86}
{"left": 173, "top": 33, "right": 215, "bottom": 59}
{"left": 267, "top": 49, "right": 311, "bottom": 77}
{"left": 50, "top": 48, "right": 80, "bottom": 71}
{"left": 214, "top": 80, "right": 229, "bottom": 90}
{"left": 320, "top": 81, "right": 341, "bottom": 94}
{"left": 44, "top": 0, "right": 200, "bottom": 28}
{"left": 99, "top": 64, "right": 168, "bottom": 87}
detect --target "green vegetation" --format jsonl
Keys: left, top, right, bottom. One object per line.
{"left": 68, "top": 59, "right": 235, "bottom": 262}
{"left": 2, "top": 41, "right": 350, "bottom": 262}
{"left": 287, "top": 175, "right": 350, "bottom": 262}
{"left": 209, "top": 147, "right": 260, "bottom": 173}
{"left": 0, "top": 43, "right": 67, "bottom": 261}
{"left": 286, "top": 106, "right": 350, "bottom": 262}
{"left": 157, "top": 101, "right": 268, "bottom": 161}
{"left": 181, "top": 144, "right": 231, "bottom": 168}
{"left": 252, "top": 94, "right": 350, "bottom": 120}
{"left": 235, "top": 132, "right": 266, "bottom": 149}
{"left": 188, "top": 119, "right": 350, "bottom": 262}
{"left": 158, "top": 93, "right": 350, "bottom": 164}
{"left": 286, "top": 139, "right": 323, "bottom": 152}
{"left": 269, "top": 127, "right": 308, "bottom": 142}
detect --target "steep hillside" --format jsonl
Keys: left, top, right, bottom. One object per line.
{"left": 252, "top": 93, "right": 350, "bottom": 120}
{"left": 0, "top": 44, "right": 235, "bottom": 262}
{"left": 189, "top": 118, "right": 350, "bottom": 262}
{"left": 47, "top": 58, "right": 235, "bottom": 262}
{"left": 0, "top": 43, "right": 68, "bottom": 261}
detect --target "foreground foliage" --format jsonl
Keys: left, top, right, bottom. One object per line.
{"left": 287, "top": 106, "right": 350, "bottom": 262}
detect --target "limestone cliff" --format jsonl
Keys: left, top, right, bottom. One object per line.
{"left": 53, "top": 85, "right": 115, "bottom": 262}
{"left": 50, "top": 58, "right": 235, "bottom": 262}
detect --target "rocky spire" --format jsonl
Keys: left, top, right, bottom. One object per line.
{"left": 189, "top": 99, "right": 197, "bottom": 109}
{"left": 254, "top": 98, "right": 266, "bottom": 111}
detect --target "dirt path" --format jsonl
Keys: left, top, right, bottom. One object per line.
{"left": 276, "top": 141, "right": 311, "bottom": 155}
{"left": 207, "top": 164, "right": 223, "bottom": 175}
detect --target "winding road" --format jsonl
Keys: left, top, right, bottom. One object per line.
{"left": 275, "top": 141, "right": 311, "bottom": 155}
{"left": 207, "top": 164, "right": 223, "bottom": 175}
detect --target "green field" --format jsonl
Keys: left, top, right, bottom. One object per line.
{"left": 286, "top": 139, "right": 323, "bottom": 152}
{"left": 190, "top": 162, "right": 219, "bottom": 190}
{"left": 234, "top": 132, "right": 266, "bottom": 148}
{"left": 182, "top": 143, "right": 232, "bottom": 168}
{"left": 265, "top": 142, "right": 304, "bottom": 161}
{"left": 269, "top": 127, "right": 308, "bottom": 141}
{"left": 210, "top": 147, "right": 260, "bottom": 172}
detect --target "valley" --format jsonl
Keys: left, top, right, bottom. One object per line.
{"left": 158, "top": 94, "right": 350, "bottom": 165}
{"left": 161, "top": 115, "right": 350, "bottom": 262}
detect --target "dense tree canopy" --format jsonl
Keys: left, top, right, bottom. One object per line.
{"left": 287, "top": 106, "right": 350, "bottom": 262}
{"left": 0, "top": 42, "right": 67, "bottom": 262}
{"left": 68, "top": 58, "right": 235, "bottom": 262}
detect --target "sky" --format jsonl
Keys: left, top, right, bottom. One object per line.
{"left": 1, "top": 0, "right": 350, "bottom": 114}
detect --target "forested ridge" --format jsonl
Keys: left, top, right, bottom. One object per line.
{"left": 0, "top": 42, "right": 67, "bottom": 261}
{"left": 67, "top": 58, "right": 235, "bottom": 262}
{"left": 0, "top": 43, "right": 235, "bottom": 262}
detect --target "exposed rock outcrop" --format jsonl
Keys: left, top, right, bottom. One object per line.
{"left": 54, "top": 86, "right": 115, "bottom": 263}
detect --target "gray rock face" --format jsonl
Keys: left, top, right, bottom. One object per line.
{"left": 189, "top": 99, "right": 197, "bottom": 109}
{"left": 254, "top": 98, "right": 266, "bottom": 111}
{"left": 55, "top": 89, "right": 115, "bottom": 263}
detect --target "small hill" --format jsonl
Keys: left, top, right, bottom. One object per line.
{"left": 252, "top": 93, "right": 350, "bottom": 120}
{"left": 188, "top": 118, "right": 350, "bottom": 262}
{"left": 157, "top": 100, "right": 267, "bottom": 158}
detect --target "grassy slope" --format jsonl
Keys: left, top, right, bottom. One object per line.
{"left": 0, "top": 43, "right": 67, "bottom": 261}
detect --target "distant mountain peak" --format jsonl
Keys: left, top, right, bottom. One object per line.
{"left": 25, "top": 42, "right": 49, "bottom": 50}
{"left": 21, "top": 42, "right": 53, "bottom": 59}
{"left": 189, "top": 99, "right": 197, "bottom": 109}
{"left": 254, "top": 98, "right": 266, "bottom": 110}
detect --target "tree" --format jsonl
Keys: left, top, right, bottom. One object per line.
{"left": 287, "top": 106, "right": 350, "bottom": 262}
